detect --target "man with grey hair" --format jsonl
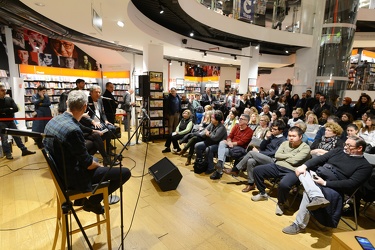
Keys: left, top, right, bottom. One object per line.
{"left": 0, "top": 83, "right": 35, "bottom": 159}
{"left": 44, "top": 90, "right": 131, "bottom": 214}
{"left": 210, "top": 114, "right": 253, "bottom": 180}
{"left": 282, "top": 136, "right": 372, "bottom": 234}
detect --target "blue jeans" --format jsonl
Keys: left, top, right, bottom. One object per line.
{"left": 0, "top": 121, "right": 27, "bottom": 154}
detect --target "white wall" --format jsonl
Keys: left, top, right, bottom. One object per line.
{"left": 219, "top": 67, "right": 237, "bottom": 91}
{"left": 257, "top": 67, "right": 294, "bottom": 91}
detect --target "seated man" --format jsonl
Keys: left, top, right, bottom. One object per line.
{"left": 210, "top": 114, "right": 253, "bottom": 180}
{"left": 224, "top": 120, "right": 287, "bottom": 192}
{"left": 80, "top": 86, "right": 117, "bottom": 154}
{"left": 44, "top": 90, "right": 131, "bottom": 214}
{"left": 282, "top": 136, "right": 372, "bottom": 234}
{"left": 252, "top": 126, "right": 311, "bottom": 216}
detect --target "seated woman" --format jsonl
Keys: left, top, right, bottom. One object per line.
{"left": 318, "top": 109, "right": 331, "bottom": 125}
{"left": 248, "top": 113, "right": 259, "bottom": 131}
{"left": 178, "top": 111, "right": 224, "bottom": 166}
{"left": 162, "top": 110, "right": 193, "bottom": 153}
{"left": 223, "top": 110, "right": 238, "bottom": 135}
{"left": 288, "top": 110, "right": 304, "bottom": 128}
{"left": 346, "top": 123, "right": 359, "bottom": 137}
{"left": 305, "top": 113, "right": 320, "bottom": 134}
{"left": 338, "top": 112, "right": 354, "bottom": 131}
{"left": 310, "top": 122, "right": 344, "bottom": 157}
{"left": 295, "top": 107, "right": 305, "bottom": 121}
{"left": 248, "top": 115, "right": 270, "bottom": 149}
{"left": 359, "top": 115, "right": 375, "bottom": 154}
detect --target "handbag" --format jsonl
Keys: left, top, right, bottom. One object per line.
{"left": 316, "top": 164, "right": 340, "bottom": 181}
{"left": 193, "top": 158, "right": 208, "bottom": 174}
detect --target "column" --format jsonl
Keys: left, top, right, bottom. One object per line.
{"left": 314, "top": 0, "right": 359, "bottom": 102}
{"left": 239, "top": 45, "right": 259, "bottom": 94}
{"left": 293, "top": 0, "right": 325, "bottom": 95}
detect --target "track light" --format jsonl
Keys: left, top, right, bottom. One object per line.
{"left": 190, "top": 31, "right": 194, "bottom": 37}
{"left": 168, "top": 59, "right": 172, "bottom": 65}
{"left": 159, "top": 4, "right": 165, "bottom": 14}
{"left": 234, "top": 55, "right": 237, "bottom": 60}
{"left": 285, "top": 50, "right": 289, "bottom": 54}
{"left": 203, "top": 51, "right": 207, "bottom": 57}
{"left": 255, "top": 44, "right": 260, "bottom": 49}
{"left": 179, "top": 61, "right": 182, "bottom": 66}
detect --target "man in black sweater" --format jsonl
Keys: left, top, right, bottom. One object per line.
{"left": 283, "top": 136, "right": 373, "bottom": 235}
{"left": 224, "top": 120, "right": 287, "bottom": 192}
{"left": 0, "top": 84, "right": 35, "bottom": 159}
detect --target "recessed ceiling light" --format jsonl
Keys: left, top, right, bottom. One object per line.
{"left": 35, "top": 2, "right": 45, "bottom": 7}
{"left": 117, "top": 21, "right": 124, "bottom": 27}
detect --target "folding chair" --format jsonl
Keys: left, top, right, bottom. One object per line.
{"left": 42, "top": 147, "right": 112, "bottom": 250}
{"left": 340, "top": 187, "right": 360, "bottom": 231}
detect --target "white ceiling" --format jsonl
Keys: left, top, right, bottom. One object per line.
{"left": 19, "top": 0, "right": 375, "bottom": 70}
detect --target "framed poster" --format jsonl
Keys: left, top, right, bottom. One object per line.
{"left": 149, "top": 71, "right": 163, "bottom": 82}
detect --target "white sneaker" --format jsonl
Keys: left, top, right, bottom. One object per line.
{"left": 251, "top": 193, "right": 268, "bottom": 202}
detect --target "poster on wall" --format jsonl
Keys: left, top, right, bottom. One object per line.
{"left": 12, "top": 28, "right": 98, "bottom": 70}
{"left": 185, "top": 63, "right": 220, "bottom": 77}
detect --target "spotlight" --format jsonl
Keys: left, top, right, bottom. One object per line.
{"left": 190, "top": 31, "right": 194, "bottom": 37}
{"left": 234, "top": 55, "right": 237, "bottom": 61}
{"left": 255, "top": 44, "right": 260, "bottom": 49}
{"left": 159, "top": 4, "right": 165, "bottom": 14}
{"left": 203, "top": 51, "right": 207, "bottom": 57}
{"left": 285, "top": 50, "right": 289, "bottom": 54}
{"left": 168, "top": 59, "right": 172, "bottom": 65}
{"left": 117, "top": 21, "right": 124, "bottom": 27}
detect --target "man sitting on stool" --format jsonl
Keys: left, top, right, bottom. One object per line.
{"left": 44, "top": 90, "right": 131, "bottom": 214}
{"left": 282, "top": 136, "right": 372, "bottom": 234}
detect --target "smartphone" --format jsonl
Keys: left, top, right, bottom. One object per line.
{"left": 355, "top": 236, "right": 375, "bottom": 250}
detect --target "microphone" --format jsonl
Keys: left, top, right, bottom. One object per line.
{"left": 1, "top": 128, "right": 54, "bottom": 138}
{"left": 142, "top": 108, "right": 150, "bottom": 120}
{"left": 101, "top": 96, "right": 118, "bottom": 103}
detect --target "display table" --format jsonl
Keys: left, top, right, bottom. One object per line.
{"left": 331, "top": 229, "right": 375, "bottom": 249}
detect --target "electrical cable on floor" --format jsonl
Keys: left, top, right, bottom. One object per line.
{"left": 118, "top": 139, "right": 149, "bottom": 249}
{"left": 0, "top": 217, "right": 55, "bottom": 231}
{"left": 0, "top": 162, "right": 47, "bottom": 178}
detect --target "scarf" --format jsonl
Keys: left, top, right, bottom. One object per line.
{"left": 318, "top": 136, "right": 338, "bottom": 151}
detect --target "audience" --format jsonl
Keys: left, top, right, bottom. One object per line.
{"left": 310, "top": 122, "right": 344, "bottom": 157}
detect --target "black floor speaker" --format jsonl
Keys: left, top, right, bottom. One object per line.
{"left": 148, "top": 157, "right": 182, "bottom": 191}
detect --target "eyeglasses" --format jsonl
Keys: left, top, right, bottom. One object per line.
{"left": 239, "top": 117, "right": 247, "bottom": 121}
{"left": 343, "top": 143, "right": 356, "bottom": 149}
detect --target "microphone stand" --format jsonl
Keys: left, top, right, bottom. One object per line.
{"left": 92, "top": 113, "right": 149, "bottom": 250}
{"left": 86, "top": 104, "right": 125, "bottom": 204}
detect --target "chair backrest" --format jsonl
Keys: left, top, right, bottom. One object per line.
{"left": 364, "top": 153, "right": 375, "bottom": 166}
{"left": 42, "top": 148, "right": 68, "bottom": 204}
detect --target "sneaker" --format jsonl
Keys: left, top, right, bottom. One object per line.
{"left": 172, "top": 148, "right": 181, "bottom": 153}
{"left": 22, "top": 149, "right": 36, "bottom": 156}
{"left": 6, "top": 153, "right": 13, "bottom": 160}
{"left": 251, "top": 193, "right": 268, "bottom": 202}
{"left": 210, "top": 171, "right": 222, "bottom": 180}
{"left": 275, "top": 203, "right": 285, "bottom": 216}
{"left": 306, "top": 197, "right": 330, "bottom": 211}
{"left": 282, "top": 223, "right": 305, "bottom": 235}
{"left": 162, "top": 148, "right": 171, "bottom": 153}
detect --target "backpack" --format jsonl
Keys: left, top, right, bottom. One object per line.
{"left": 193, "top": 157, "right": 208, "bottom": 174}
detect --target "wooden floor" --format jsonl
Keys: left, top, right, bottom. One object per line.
{"left": 1, "top": 133, "right": 375, "bottom": 250}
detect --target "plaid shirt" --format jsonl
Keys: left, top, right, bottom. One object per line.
{"left": 44, "top": 112, "right": 93, "bottom": 192}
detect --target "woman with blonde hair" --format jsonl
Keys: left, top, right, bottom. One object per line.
{"left": 305, "top": 113, "right": 320, "bottom": 134}
{"left": 248, "top": 113, "right": 259, "bottom": 131}
{"left": 359, "top": 116, "right": 375, "bottom": 153}
{"left": 310, "top": 122, "right": 344, "bottom": 156}
{"left": 252, "top": 115, "right": 270, "bottom": 140}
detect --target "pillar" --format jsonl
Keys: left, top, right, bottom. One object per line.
{"left": 239, "top": 45, "right": 259, "bottom": 94}
{"left": 314, "top": 0, "right": 359, "bottom": 103}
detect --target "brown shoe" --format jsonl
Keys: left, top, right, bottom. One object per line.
{"left": 176, "top": 149, "right": 187, "bottom": 155}
{"left": 223, "top": 168, "right": 239, "bottom": 177}
{"left": 242, "top": 184, "right": 256, "bottom": 193}
{"left": 185, "top": 158, "right": 191, "bottom": 166}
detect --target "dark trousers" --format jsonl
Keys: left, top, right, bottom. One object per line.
{"left": 253, "top": 163, "right": 299, "bottom": 204}
{"left": 85, "top": 133, "right": 108, "bottom": 158}
{"left": 165, "top": 133, "right": 184, "bottom": 150}
{"left": 0, "top": 121, "right": 27, "bottom": 154}
{"left": 89, "top": 166, "right": 131, "bottom": 204}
